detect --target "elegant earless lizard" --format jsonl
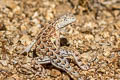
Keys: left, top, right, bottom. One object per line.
{"left": 22, "top": 13, "right": 89, "bottom": 80}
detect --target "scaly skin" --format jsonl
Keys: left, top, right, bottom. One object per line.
{"left": 23, "top": 13, "right": 85, "bottom": 80}
{"left": 59, "top": 47, "right": 90, "bottom": 70}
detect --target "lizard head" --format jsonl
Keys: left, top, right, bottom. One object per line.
{"left": 53, "top": 13, "right": 76, "bottom": 30}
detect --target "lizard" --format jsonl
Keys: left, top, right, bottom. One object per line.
{"left": 22, "top": 13, "right": 89, "bottom": 80}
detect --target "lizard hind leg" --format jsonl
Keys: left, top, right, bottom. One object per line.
{"left": 49, "top": 51, "right": 81, "bottom": 80}
{"left": 59, "top": 47, "right": 90, "bottom": 70}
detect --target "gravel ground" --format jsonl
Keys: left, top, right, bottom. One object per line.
{"left": 0, "top": 0, "right": 120, "bottom": 80}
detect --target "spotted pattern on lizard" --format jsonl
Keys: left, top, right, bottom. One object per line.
{"left": 23, "top": 13, "right": 89, "bottom": 80}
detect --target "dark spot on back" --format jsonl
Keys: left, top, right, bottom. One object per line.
{"left": 60, "top": 37, "right": 70, "bottom": 46}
